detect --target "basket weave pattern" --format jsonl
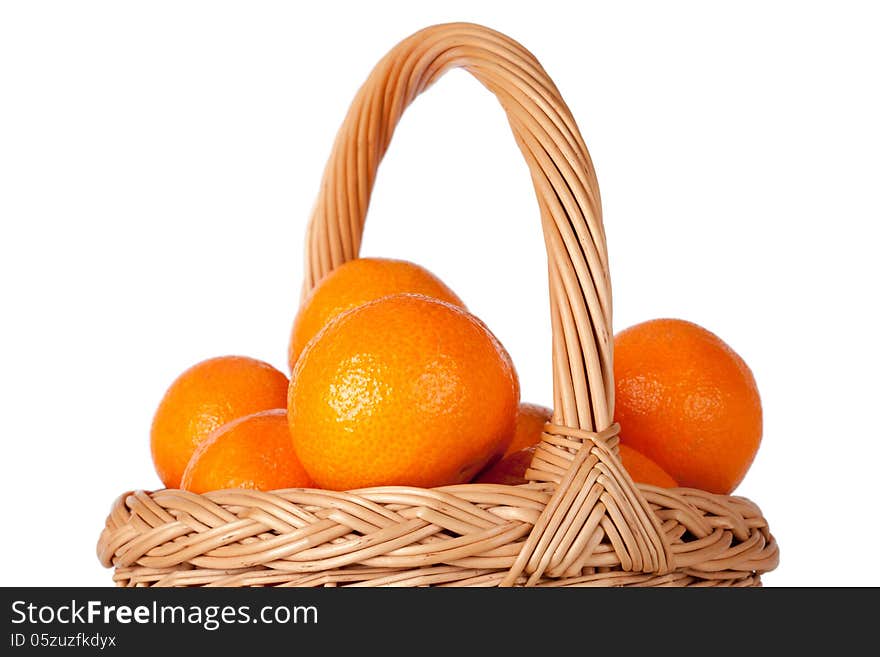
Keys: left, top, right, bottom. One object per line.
{"left": 98, "top": 23, "right": 778, "bottom": 587}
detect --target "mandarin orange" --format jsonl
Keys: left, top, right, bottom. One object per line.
{"left": 150, "top": 356, "right": 289, "bottom": 488}
{"left": 288, "top": 258, "right": 464, "bottom": 371}
{"left": 181, "top": 410, "right": 313, "bottom": 494}
{"left": 613, "top": 318, "right": 761, "bottom": 494}
{"left": 288, "top": 293, "right": 519, "bottom": 490}
{"left": 617, "top": 444, "right": 678, "bottom": 488}
{"left": 505, "top": 403, "right": 552, "bottom": 456}
{"left": 475, "top": 446, "right": 536, "bottom": 485}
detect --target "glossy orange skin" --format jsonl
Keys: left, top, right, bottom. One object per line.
{"left": 150, "top": 356, "right": 290, "bottom": 489}
{"left": 475, "top": 446, "right": 537, "bottom": 485}
{"left": 181, "top": 410, "right": 313, "bottom": 494}
{"left": 504, "top": 403, "right": 552, "bottom": 456}
{"left": 613, "top": 318, "right": 762, "bottom": 494}
{"left": 617, "top": 444, "right": 678, "bottom": 488}
{"left": 288, "top": 258, "right": 465, "bottom": 371}
{"left": 288, "top": 294, "right": 519, "bottom": 490}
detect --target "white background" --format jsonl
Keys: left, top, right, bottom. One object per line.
{"left": 1, "top": 1, "right": 877, "bottom": 587}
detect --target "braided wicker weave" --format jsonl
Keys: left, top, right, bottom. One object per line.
{"left": 97, "top": 22, "right": 778, "bottom": 587}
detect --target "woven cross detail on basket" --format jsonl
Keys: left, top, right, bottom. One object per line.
{"left": 97, "top": 22, "right": 778, "bottom": 587}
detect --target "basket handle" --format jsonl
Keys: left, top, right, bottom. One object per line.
{"left": 302, "top": 23, "right": 671, "bottom": 584}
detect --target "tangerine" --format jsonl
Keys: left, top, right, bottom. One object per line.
{"left": 288, "top": 294, "right": 519, "bottom": 490}
{"left": 181, "top": 410, "right": 313, "bottom": 494}
{"left": 288, "top": 257, "right": 464, "bottom": 371}
{"left": 613, "top": 318, "right": 762, "bottom": 494}
{"left": 150, "top": 355, "right": 289, "bottom": 488}
{"left": 505, "top": 403, "right": 552, "bottom": 456}
{"left": 617, "top": 444, "right": 678, "bottom": 488}
{"left": 475, "top": 446, "right": 537, "bottom": 485}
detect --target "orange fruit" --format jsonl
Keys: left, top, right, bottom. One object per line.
{"left": 150, "top": 356, "right": 290, "bottom": 489}
{"left": 288, "top": 257, "right": 464, "bottom": 371}
{"left": 613, "top": 318, "right": 762, "bottom": 494}
{"left": 505, "top": 403, "right": 552, "bottom": 456}
{"left": 475, "top": 446, "right": 536, "bottom": 485}
{"left": 181, "top": 410, "right": 313, "bottom": 494}
{"left": 617, "top": 444, "right": 678, "bottom": 488}
{"left": 288, "top": 293, "right": 519, "bottom": 490}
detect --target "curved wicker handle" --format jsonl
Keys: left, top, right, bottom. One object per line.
{"left": 303, "top": 22, "right": 612, "bottom": 433}
{"left": 303, "top": 23, "right": 670, "bottom": 583}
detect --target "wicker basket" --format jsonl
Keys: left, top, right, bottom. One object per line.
{"left": 97, "top": 22, "right": 778, "bottom": 587}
